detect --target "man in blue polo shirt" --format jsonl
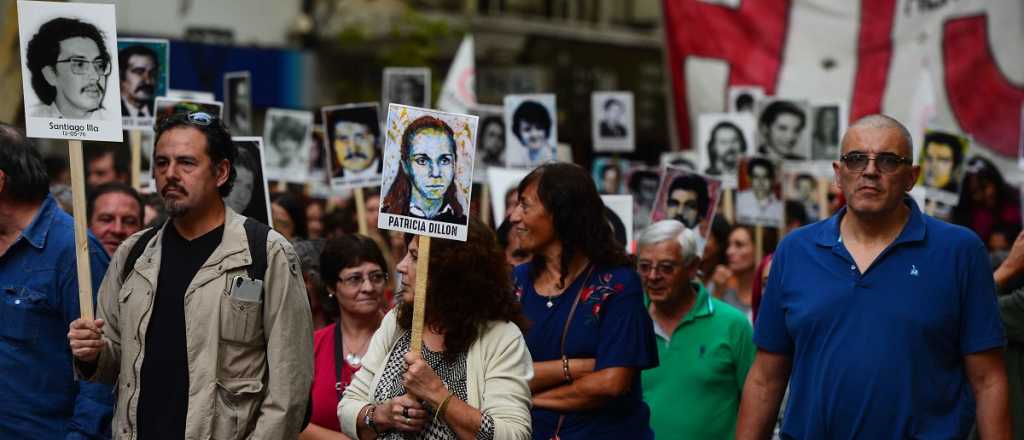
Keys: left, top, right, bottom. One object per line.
{"left": 737, "top": 115, "right": 1010, "bottom": 439}
{"left": 0, "top": 124, "right": 114, "bottom": 438}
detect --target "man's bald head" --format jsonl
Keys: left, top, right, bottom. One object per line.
{"left": 843, "top": 114, "right": 913, "bottom": 157}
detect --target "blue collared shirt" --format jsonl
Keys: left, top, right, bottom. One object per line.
{"left": 0, "top": 195, "right": 114, "bottom": 439}
{"left": 755, "top": 197, "right": 1005, "bottom": 439}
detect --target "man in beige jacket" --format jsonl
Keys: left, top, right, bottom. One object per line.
{"left": 68, "top": 111, "right": 313, "bottom": 439}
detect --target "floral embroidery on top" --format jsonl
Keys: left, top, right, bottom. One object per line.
{"left": 579, "top": 272, "right": 625, "bottom": 325}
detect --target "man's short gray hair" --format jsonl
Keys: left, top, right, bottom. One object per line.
{"left": 637, "top": 219, "right": 700, "bottom": 264}
{"left": 846, "top": 114, "right": 913, "bottom": 156}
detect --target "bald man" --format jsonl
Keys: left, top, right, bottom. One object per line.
{"left": 737, "top": 115, "right": 1009, "bottom": 439}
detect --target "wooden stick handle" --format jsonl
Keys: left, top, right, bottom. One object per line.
{"left": 68, "top": 140, "right": 95, "bottom": 320}
{"left": 129, "top": 130, "right": 142, "bottom": 190}
{"left": 355, "top": 186, "right": 368, "bottom": 235}
{"left": 480, "top": 183, "right": 490, "bottom": 227}
{"left": 409, "top": 235, "right": 431, "bottom": 353}
{"left": 754, "top": 224, "right": 764, "bottom": 264}
{"left": 723, "top": 188, "right": 735, "bottom": 224}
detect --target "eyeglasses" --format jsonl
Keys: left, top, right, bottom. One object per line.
{"left": 339, "top": 271, "right": 388, "bottom": 288}
{"left": 840, "top": 152, "right": 911, "bottom": 173}
{"left": 636, "top": 261, "right": 680, "bottom": 276}
{"left": 56, "top": 57, "right": 110, "bottom": 76}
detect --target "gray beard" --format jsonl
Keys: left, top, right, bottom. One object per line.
{"left": 164, "top": 199, "right": 189, "bottom": 218}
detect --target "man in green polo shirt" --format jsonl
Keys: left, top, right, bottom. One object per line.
{"left": 637, "top": 220, "right": 755, "bottom": 439}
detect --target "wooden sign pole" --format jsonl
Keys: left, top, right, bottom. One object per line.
{"left": 409, "top": 235, "right": 431, "bottom": 353}
{"left": 754, "top": 224, "right": 764, "bottom": 264}
{"left": 480, "top": 183, "right": 490, "bottom": 227}
{"left": 68, "top": 140, "right": 94, "bottom": 320}
{"left": 129, "top": 129, "right": 142, "bottom": 190}
{"left": 355, "top": 186, "right": 368, "bottom": 235}
{"left": 722, "top": 188, "right": 735, "bottom": 225}
{"left": 818, "top": 177, "right": 830, "bottom": 220}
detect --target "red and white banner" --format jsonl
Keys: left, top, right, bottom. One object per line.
{"left": 663, "top": 0, "right": 1024, "bottom": 159}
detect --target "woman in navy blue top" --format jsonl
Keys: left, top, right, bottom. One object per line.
{"left": 507, "top": 163, "right": 658, "bottom": 439}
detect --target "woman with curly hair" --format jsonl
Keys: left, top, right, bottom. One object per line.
{"left": 339, "top": 217, "right": 532, "bottom": 440}
{"left": 507, "top": 162, "right": 658, "bottom": 439}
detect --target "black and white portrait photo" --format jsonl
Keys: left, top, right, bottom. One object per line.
{"left": 728, "top": 85, "right": 764, "bottom": 114}
{"left": 263, "top": 108, "right": 314, "bottom": 183}
{"left": 736, "top": 156, "right": 783, "bottom": 227}
{"left": 117, "top": 38, "right": 168, "bottom": 129}
{"left": 592, "top": 91, "right": 635, "bottom": 153}
{"left": 224, "top": 71, "right": 252, "bottom": 135}
{"left": 471, "top": 104, "right": 505, "bottom": 182}
{"left": 626, "top": 166, "right": 662, "bottom": 233}
{"left": 504, "top": 94, "right": 557, "bottom": 168}
{"left": 19, "top": 1, "right": 122, "bottom": 141}
{"left": 224, "top": 137, "right": 271, "bottom": 226}
{"left": 322, "top": 102, "right": 382, "bottom": 189}
{"left": 697, "top": 113, "right": 755, "bottom": 188}
{"left": 756, "top": 99, "right": 811, "bottom": 161}
{"left": 811, "top": 103, "right": 846, "bottom": 161}
{"left": 660, "top": 150, "right": 699, "bottom": 174}
{"left": 383, "top": 67, "right": 431, "bottom": 109}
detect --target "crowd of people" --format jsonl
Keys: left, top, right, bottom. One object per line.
{"left": 3, "top": 109, "right": 1024, "bottom": 440}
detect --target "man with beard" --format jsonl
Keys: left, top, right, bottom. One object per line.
{"left": 664, "top": 174, "right": 709, "bottom": 230}
{"left": 705, "top": 121, "right": 747, "bottom": 177}
{"left": 118, "top": 44, "right": 158, "bottom": 118}
{"left": 329, "top": 110, "right": 380, "bottom": 179}
{"left": 68, "top": 112, "right": 313, "bottom": 439}
{"left": 26, "top": 17, "right": 112, "bottom": 119}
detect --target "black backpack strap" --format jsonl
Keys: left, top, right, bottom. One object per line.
{"left": 120, "top": 226, "right": 161, "bottom": 284}
{"left": 243, "top": 217, "right": 271, "bottom": 283}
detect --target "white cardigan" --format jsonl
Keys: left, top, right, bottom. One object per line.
{"left": 339, "top": 310, "right": 534, "bottom": 440}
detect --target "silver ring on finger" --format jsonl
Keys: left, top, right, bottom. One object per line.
{"left": 405, "top": 416, "right": 411, "bottom": 424}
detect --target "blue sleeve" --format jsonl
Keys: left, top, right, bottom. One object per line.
{"left": 753, "top": 247, "right": 793, "bottom": 355}
{"left": 66, "top": 235, "right": 114, "bottom": 439}
{"left": 959, "top": 238, "right": 1006, "bottom": 355}
{"left": 594, "top": 269, "right": 658, "bottom": 371}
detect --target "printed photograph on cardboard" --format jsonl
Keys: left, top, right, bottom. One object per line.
{"left": 383, "top": 67, "right": 431, "bottom": 109}
{"left": 117, "top": 38, "right": 168, "bottom": 130}
{"left": 153, "top": 97, "right": 223, "bottom": 128}
{"left": 487, "top": 167, "right": 529, "bottom": 223}
{"left": 224, "top": 71, "right": 252, "bottom": 135}
{"left": 323, "top": 103, "right": 383, "bottom": 190}
{"left": 735, "top": 156, "right": 783, "bottom": 227}
{"left": 471, "top": 104, "right": 505, "bottom": 182}
{"left": 601, "top": 194, "right": 634, "bottom": 251}
{"left": 307, "top": 125, "right": 330, "bottom": 194}
{"left": 783, "top": 169, "right": 826, "bottom": 224}
{"left": 18, "top": 0, "right": 122, "bottom": 141}
{"left": 592, "top": 91, "right": 635, "bottom": 153}
{"left": 756, "top": 98, "right": 811, "bottom": 161}
{"left": 263, "top": 108, "right": 314, "bottom": 183}
{"left": 917, "top": 128, "right": 970, "bottom": 200}
{"left": 697, "top": 113, "right": 755, "bottom": 188}
{"left": 592, "top": 156, "right": 630, "bottom": 195}
{"left": 224, "top": 137, "right": 272, "bottom": 227}
{"left": 625, "top": 165, "right": 662, "bottom": 234}
{"left": 651, "top": 167, "right": 722, "bottom": 241}
{"left": 378, "top": 104, "right": 478, "bottom": 241}
{"left": 504, "top": 94, "right": 557, "bottom": 168}
{"left": 810, "top": 102, "right": 847, "bottom": 161}
{"left": 728, "top": 86, "right": 764, "bottom": 114}
{"left": 136, "top": 128, "right": 155, "bottom": 191}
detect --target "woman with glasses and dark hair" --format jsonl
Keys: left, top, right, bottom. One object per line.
{"left": 340, "top": 217, "right": 533, "bottom": 440}
{"left": 302, "top": 234, "right": 389, "bottom": 440}
{"left": 507, "top": 162, "right": 658, "bottom": 440}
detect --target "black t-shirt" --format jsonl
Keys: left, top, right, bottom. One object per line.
{"left": 137, "top": 223, "right": 224, "bottom": 440}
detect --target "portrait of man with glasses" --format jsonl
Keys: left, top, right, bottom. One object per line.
{"left": 25, "top": 17, "right": 113, "bottom": 120}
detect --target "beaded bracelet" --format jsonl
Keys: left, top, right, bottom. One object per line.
{"left": 561, "top": 355, "right": 572, "bottom": 383}
{"left": 364, "top": 404, "right": 380, "bottom": 435}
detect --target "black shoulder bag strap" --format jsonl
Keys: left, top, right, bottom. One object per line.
{"left": 242, "top": 218, "right": 270, "bottom": 285}
{"left": 550, "top": 264, "right": 595, "bottom": 440}
{"left": 120, "top": 225, "right": 162, "bottom": 284}
{"left": 333, "top": 320, "right": 345, "bottom": 401}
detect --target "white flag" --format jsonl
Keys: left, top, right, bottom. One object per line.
{"left": 437, "top": 35, "right": 476, "bottom": 114}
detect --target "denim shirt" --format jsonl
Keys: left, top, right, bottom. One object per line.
{"left": 0, "top": 195, "right": 114, "bottom": 439}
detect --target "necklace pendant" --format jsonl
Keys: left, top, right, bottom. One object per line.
{"left": 546, "top": 299, "right": 554, "bottom": 308}
{"left": 345, "top": 353, "right": 362, "bottom": 368}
